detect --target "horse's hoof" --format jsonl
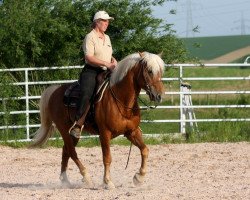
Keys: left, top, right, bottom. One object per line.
{"left": 60, "top": 173, "right": 71, "bottom": 186}
{"left": 82, "top": 176, "right": 94, "bottom": 188}
{"left": 133, "top": 173, "right": 144, "bottom": 186}
{"left": 60, "top": 178, "right": 71, "bottom": 188}
{"left": 102, "top": 181, "right": 115, "bottom": 190}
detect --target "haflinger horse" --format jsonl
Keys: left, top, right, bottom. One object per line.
{"left": 31, "top": 52, "right": 165, "bottom": 189}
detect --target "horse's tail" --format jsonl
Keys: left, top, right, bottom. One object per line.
{"left": 30, "top": 85, "right": 60, "bottom": 148}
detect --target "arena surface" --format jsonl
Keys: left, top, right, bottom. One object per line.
{"left": 0, "top": 142, "right": 249, "bottom": 199}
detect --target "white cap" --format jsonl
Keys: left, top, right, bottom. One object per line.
{"left": 93, "top": 11, "right": 114, "bottom": 21}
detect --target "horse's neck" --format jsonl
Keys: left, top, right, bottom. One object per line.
{"left": 112, "top": 71, "right": 141, "bottom": 107}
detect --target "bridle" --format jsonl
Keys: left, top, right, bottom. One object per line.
{"left": 109, "top": 58, "right": 159, "bottom": 111}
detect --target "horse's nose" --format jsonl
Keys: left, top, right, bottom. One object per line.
{"left": 156, "top": 94, "right": 162, "bottom": 103}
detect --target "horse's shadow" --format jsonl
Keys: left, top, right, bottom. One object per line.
{"left": 0, "top": 181, "right": 151, "bottom": 191}
{"left": 0, "top": 182, "right": 44, "bottom": 189}
{"left": 0, "top": 182, "right": 96, "bottom": 190}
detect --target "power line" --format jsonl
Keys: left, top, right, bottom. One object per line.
{"left": 232, "top": 11, "right": 250, "bottom": 35}
{"left": 166, "top": 0, "right": 250, "bottom": 15}
{"left": 153, "top": 0, "right": 250, "bottom": 37}
{"left": 157, "top": 7, "right": 250, "bottom": 22}
{"left": 155, "top": 0, "right": 250, "bottom": 20}
{"left": 185, "top": 0, "right": 194, "bottom": 37}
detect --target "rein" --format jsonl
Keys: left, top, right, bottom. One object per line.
{"left": 109, "top": 84, "right": 138, "bottom": 111}
{"left": 137, "top": 96, "right": 158, "bottom": 110}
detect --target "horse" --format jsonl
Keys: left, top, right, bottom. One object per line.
{"left": 30, "top": 52, "right": 165, "bottom": 189}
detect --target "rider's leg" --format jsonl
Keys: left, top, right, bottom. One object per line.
{"left": 69, "top": 67, "right": 98, "bottom": 138}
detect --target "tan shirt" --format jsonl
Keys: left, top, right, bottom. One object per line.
{"left": 83, "top": 29, "right": 113, "bottom": 66}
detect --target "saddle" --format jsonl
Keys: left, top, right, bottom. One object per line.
{"left": 63, "top": 70, "right": 110, "bottom": 108}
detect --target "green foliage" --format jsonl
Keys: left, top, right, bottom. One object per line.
{"left": 0, "top": 0, "right": 188, "bottom": 69}
{"left": 187, "top": 122, "right": 250, "bottom": 143}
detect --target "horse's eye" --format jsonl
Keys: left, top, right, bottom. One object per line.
{"left": 148, "top": 69, "right": 153, "bottom": 74}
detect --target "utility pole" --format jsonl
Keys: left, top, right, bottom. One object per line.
{"left": 182, "top": 0, "right": 200, "bottom": 38}
{"left": 232, "top": 11, "right": 250, "bottom": 35}
{"left": 186, "top": 0, "right": 194, "bottom": 37}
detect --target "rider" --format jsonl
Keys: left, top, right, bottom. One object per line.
{"left": 69, "top": 11, "right": 117, "bottom": 138}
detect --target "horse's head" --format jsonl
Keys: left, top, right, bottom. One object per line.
{"left": 137, "top": 52, "right": 165, "bottom": 103}
{"left": 110, "top": 52, "right": 165, "bottom": 103}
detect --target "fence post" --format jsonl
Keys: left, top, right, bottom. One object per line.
{"left": 179, "top": 65, "right": 185, "bottom": 134}
{"left": 181, "top": 83, "right": 199, "bottom": 134}
{"left": 25, "top": 69, "right": 30, "bottom": 140}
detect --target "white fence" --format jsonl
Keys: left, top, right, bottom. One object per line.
{"left": 0, "top": 63, "right": 250, "bottom": 142}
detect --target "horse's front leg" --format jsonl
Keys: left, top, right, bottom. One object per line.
{"left": 99, "top": 132, "right": 115, "bottom": 189}
{"left": 125, "top": 127, "right": 149, "bottom": 186}
{"left": 60, "top": 144, "right": 70, "bottom": 185}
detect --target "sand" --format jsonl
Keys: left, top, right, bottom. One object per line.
{"left": 0, "top": 142, "right": 249, "bottom": 200}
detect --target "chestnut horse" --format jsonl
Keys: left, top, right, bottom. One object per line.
{"left": 31, "top": 52, "right": 165, "bottom": 189}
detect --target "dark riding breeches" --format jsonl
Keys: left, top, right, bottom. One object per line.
{"left": 75, "top": 64, "right": 104, "bottom": 120}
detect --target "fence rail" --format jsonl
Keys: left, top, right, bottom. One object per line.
{"left": 1, "top": 63, "right": 250, "bottom": 142}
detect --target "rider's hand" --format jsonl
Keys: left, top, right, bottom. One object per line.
{"left": 105, "top": 62, "right": 116, "bottom": 70}
{"left": 111, "top": 58, "right": 118, "bottom": 67}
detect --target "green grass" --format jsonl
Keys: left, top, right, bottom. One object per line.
{"left": 165, "top": 66, "right": 250, "bottom": 90}
{"left": 182, "top": 35, "right": 250, "bottom": 60}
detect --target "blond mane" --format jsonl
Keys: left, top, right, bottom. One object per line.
{"left": 110, "top": 52, "right": 164, "bottom": 86}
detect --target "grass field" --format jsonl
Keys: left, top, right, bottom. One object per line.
{"left": 182, "top": 35, "right": 250, "bottom": 60}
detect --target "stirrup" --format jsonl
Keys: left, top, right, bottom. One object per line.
{"left": 69, "top": 122, "right": 84, "bottom": 138}
{"left": 68, "top": 121, "right": 77, "bottom": 134}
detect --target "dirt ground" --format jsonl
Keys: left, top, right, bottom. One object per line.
{"left": 205, "top": 45, "right": 250, "bottom": 63}
{"left": 0, "top": 142, "right": 249, "bottom": 200}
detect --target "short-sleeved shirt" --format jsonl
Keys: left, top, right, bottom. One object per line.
{"left": 83, "top": 29, "right": 113, "bottom": 67}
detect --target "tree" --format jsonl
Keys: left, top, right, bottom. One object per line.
{"left": 0, "top": 0, "right": 188, "bottom": 68}
{"left": 0, "top": 0, "right": 191, "bottom": 138}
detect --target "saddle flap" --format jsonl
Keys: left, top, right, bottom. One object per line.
{"left": 63, "top": 81, "right": 81, "bottom": 107}
{"left": 65, "top": 81, "right": 81, "bottom": 98}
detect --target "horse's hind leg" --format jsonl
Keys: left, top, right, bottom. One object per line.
{"left": 60, "top": 132, "right": 93, "bottom": 187}
{"left": 60, "top": 137, "right": 79, "bottom": 184}
{"left": 125, "top": 127, "right": 149, "bottom": 186}
{"left": 68, "top": 135, "right": 93, "bottom": 187}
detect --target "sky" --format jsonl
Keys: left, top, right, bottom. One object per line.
{"left": 152, "top": 0, "right": 250, "bottom": 38}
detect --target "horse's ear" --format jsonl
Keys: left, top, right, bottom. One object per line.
{"left": 138, "top": 52, "right": 144, "bottom": 58}
{"left": 158, "top": 51, "right": 163, "bottom": 58}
